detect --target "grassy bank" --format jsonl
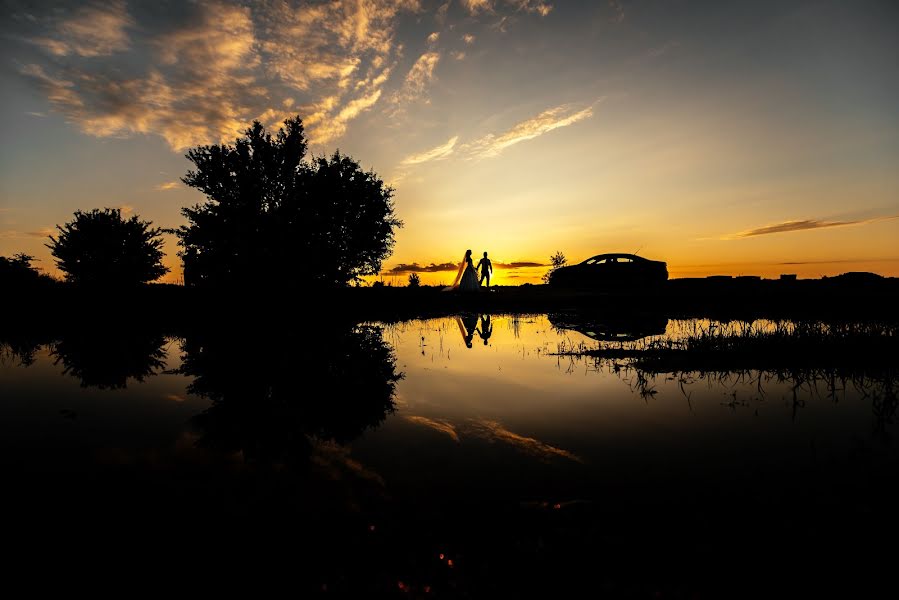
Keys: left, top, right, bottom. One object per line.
{"left": 3, "top": 274, "right": 899, "bottom": 332}
{"left": 554, "top": 319, "right": 899, "bottom": 374}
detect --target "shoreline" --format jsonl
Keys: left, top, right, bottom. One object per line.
{"left": 3, "top": 274, "right": 898, "bottom": 334}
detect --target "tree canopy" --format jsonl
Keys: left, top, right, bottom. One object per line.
{"left": 47, "top": 208, "right": 168, "bottom": 286}
{"left": 0, "top": 253, "right": 53, "bottom": 289}
{"left": 177, "top": 116, "right": 402, "bottom": 288}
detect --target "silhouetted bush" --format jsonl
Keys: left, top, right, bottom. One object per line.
{"left": 542, "top": 250, "right": 567, "bottom": 284}
{"left": 408, "top": 273, "right": 421, "bottom": 288}
{"left": 0, "top": 253, "right": 55, "bottom": 289}
{"left": 47, "top": 208, "right": 168, "bottom": 285}
{"left": 177, "top": 116, "right": 402, "bottom": 288}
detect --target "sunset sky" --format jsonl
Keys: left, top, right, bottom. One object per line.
{"left": 1, "top": 0, "right": 897, "bottom": 285}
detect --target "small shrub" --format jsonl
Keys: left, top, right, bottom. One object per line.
{"left": 542, "top": 251, "right": 568, "bottom": 284}
{"left": 48, "top": 208, "right": 168, "bottom": 285}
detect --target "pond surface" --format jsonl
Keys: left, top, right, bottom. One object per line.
{"left": 2, "top": 315, "right": 896, "bottom": 595}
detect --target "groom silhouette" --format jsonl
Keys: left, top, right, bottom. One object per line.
{"left": 477, "top": 314, "right": 493, "bottom": 346}
{"left": 476, "top": 252, "right": 493, "bottom": 288}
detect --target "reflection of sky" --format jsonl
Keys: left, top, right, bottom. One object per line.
{"left": 359, "top": 315, "right": 894, "bottom": 487}
{"left": 0, "top": 344, "right": 207, "bottom": 454}
{"left": 1, "top": 318, "right": 894, "bottom": 496}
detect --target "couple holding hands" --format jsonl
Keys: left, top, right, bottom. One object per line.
{"left": 448, "top": 250, "right": 493, "bottom": 291}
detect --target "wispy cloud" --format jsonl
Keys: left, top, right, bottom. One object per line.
{"left": 508, "top": 1, "right": 553, "bottom": 16}
{"left": 777, "top": 258, "right": 899, "bottom": 265}
{"left": 462, "top": 0, "right": 494, "bottom": 15}
{"left": 436, "top": 2, "right": 451, "bottom": 25}
{"left": 154, "top": 181, "right": 180, "bottom": 191}
{"left": 400, "top": 136, "right": 459, "bottom": 165}
{"left": 11, "top": 0, "right": 554, "bottom": 152}
{"left": 308, "top": 86, "right": 386, "bottom": 144}
{"left": 495, "top": 261, "right": 545, "bottom": 268}
{"left": 404, "top": 415, "right": 460, "bottom": 442}
{"left": 0, "top": 228, "right": 53, "bottom": 239}
{"left": 30, "top": 0, "right": 133, "bottom": 57}
{"left": 724, "top": 215, "right": 899, "bottom": 239}
{"left": 387, "top": 259, "right": 543, "bottom": 273}
{"left": 608, "top": 0, "right": 625, "bottom": 24}
{"left": 261, "top": 0, "right": 417, "bottom": 144}
{"left": 468, "top": 419, "right": 583, "bottom": 463}
{"left": 463, "top": 0, "right": 552, "bottom": 17}
{"left": 465, "top": 102, "right": 596, "bottom": 159}
{"left": 388, "top": 262, "right": 458, "bottom": 273}
{"left": 15, "top": 1, "right": 418, "bottom": 150}
{"left": 392, "top": 51, "right": 441, "bottom": 109}
{"left": 21, "top": 1, "right": 262, "bottom": 151}
{"left": 462, "top": 33, "right": 476, "bottom": 44}
{"left": 395, "top": 101, "right": 595, "bottom": 177}
{"left": 646, "top": 40, "right": 681, "bottom": 59}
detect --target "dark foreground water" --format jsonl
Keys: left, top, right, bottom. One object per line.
{"left": 2, "top": 315, "right": 896, "bottom": 595}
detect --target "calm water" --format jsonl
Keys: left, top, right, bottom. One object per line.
{"left": 2, "top": 315, "right": 896, "bottom": 594}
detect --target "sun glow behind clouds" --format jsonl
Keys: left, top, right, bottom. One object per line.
{"left": 2, "top": 1, "right": 898, "bottom": 281}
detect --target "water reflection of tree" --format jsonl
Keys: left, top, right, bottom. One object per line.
{"left": 0, "top": 337, "right": 44, "bottom": 367}
{"left": 50, "top": 329, "right": 167, "bottom": 389}
{"left": 180, "top": 324, "right": 402, "bottom": 465}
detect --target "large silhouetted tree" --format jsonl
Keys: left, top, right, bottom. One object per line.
{"left": 47, "top": 208, "right": 168, "bottom": 285}
{"left": 177, "top": 116, "right": 402, "bottom": 287}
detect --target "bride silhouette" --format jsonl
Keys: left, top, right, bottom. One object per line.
{"left": 455, "top": 314, "right": 479, "bottom": 348}
{"left": 446, "top": 249, "right": 480, "bottom": 292}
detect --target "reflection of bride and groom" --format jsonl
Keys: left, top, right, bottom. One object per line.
{"left": 455, "top": 314, "right": 493, "bottom": 348}
{"left": 445, "top": 249, "right": 493, "bottom": 292}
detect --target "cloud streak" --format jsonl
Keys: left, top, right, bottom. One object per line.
{"left": 397, "top": 101, "right": 597, "bottom": 175}
{"left": 725, "top": 215, "right": 899, "bottom": 239}
{"left": 386, "top": 258, "right": 544, "bottom": 273}
{"left": 400, "top": 136, "right": 459, "bottom": 165}
{"left": 0, "top": 228, "right": 53, "bottom": 239}
{"left": 391, "top": 51, "right": 441, "bottom": 109}
{"left": 465, "top": 103, "right": 596, "bottom": 158}
{"left": 388, "top": 262, "right": 458, "bottom": 273}
{"left": 495, "top": 261, "right": 545, "bottom": 268}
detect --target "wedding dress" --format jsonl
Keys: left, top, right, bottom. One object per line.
{"left": 445, "top": 251, "right": 481, "bottom": 292}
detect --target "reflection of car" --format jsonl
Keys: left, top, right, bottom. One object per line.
{"left": 548, "top": 313, "right": 668, "bottom": 342}
{"left": 548, "top": 253, "right": 668, "bottom": 289}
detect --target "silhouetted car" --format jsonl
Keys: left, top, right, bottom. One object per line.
{"left": 548, "top": 253, "right": 668, "bottom": 289}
